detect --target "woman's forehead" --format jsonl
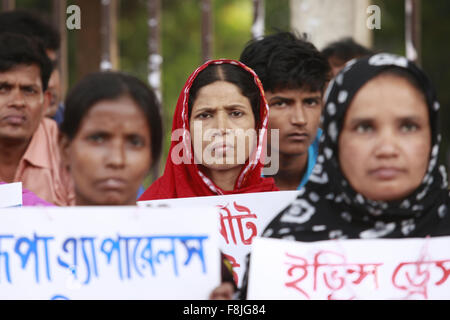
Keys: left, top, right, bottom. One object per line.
{"left": 192, "top": 81, "right": 251, "bottom": 107}
{"left": 346, "top": 75, "right": 429, "bottom": 118}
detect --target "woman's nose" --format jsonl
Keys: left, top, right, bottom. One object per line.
{"left": 374, "top": 129, "right": 399, "bottom": 158}
{"left": 106, "top": 140, "right": 126, "bottom": 168}
{"left": 215, "top": 112, "right": 230, "bottom": 134}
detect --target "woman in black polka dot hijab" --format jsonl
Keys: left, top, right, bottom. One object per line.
{"left": 263, "top": 52, "right": 450, "bottom": 241}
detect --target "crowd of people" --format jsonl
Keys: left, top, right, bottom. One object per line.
{"left": 1, "top": 9, "right": 449, "bottom": 300}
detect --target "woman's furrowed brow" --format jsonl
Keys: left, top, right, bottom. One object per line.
{"left": 193, "top": 107, "right": 215, "bottom": 114}
{"left": 223, "top": 103, "right": 248, "bottom": 109}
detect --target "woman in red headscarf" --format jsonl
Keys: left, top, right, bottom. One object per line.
{"left": 139, "top": 60, "right": 278, "bottom": 299}
{"left": 139, "top": 59, "right": 278, "bottom": 201}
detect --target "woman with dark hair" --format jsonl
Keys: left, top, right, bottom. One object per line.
{"left": 239, "top": 53, "right": 450, "bottom": 299}
{"left": 59, "top": 71, "right": 162, "bottom": 206}
{"left": 139, "top": 59, "right": 278, "bottom": 200}
{"left": 138, "top": 59, "right": 278, "bottom": 300}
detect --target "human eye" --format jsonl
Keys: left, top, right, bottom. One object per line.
{"left": 127, "top": 134, "right": 145, "bottom": 147}
{"left": 0, "top": 84, "right": 11, "bottom": 94}
{"left": 270, "top": 100, "right": 287, "bottom": 108}
{"left": 400, "top": 120, "right": 419, "bottom": 133}
{"left": 196, "top": 112, "right": 212, "bottom": 119}
{"left": 230, "top": 110, "right": 244, "bottom": 117}
{"left": 22, "top": 86, "right": 38, "bottom": 95}
{"left": 354, "top": 121, "right": 374, "bottom": 133}
{"left": 87, "top": 132, "right": 107, "bottom": 143}
{"left": 304, "top": 98, "right": 319, "bottom": 107}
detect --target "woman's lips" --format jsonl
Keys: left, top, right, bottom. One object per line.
{"left": 96, "top": 178, "right": 127, "bottom": 190}
{"left": 369, "top": 167, "right": 405, "bottom": 180}
{"left": 212, "top": 144, "right": 234, "bottom": 156}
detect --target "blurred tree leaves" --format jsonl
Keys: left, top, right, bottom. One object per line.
{"left": 119, "top": 0, "right": 257, "bottom": 178}
{"left": 372, "top": 0, "right": 450, "bottom": 169}
{"left": 12, "top": 0, "right": 450, "bottom": 181}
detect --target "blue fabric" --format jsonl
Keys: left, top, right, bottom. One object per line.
{"left": 297, "top": 128, "right": 322, "bottom": 190}
{"left": 52, "top": 102, "right": 65, "bottom": 127}
{"left": 137, "top": 185, "right": 145, "bottom": 199}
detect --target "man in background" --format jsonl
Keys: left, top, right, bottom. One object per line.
{"left": 0, "top": 33, "right": 73, "bottom": 205}
{"left": 240, "top": 32, "right": 330, "bottom": 190}
{"left": 0, "top": 9, "right": 64, "bottom": 125}
{"left": 321, "top": 37, "right": 373, "bottom": 77}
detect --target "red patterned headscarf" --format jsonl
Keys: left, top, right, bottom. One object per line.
{"left": 138, "top": 59, "right": 278, "bottom": 201}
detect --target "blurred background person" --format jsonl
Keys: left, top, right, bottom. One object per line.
{"left": 240, "top": 31, "right": 330, "bottom": 191}
{"left": 0, "top": 10, "right": 64, "bottom": 125}
{"left": 240, "top": 53, "right": 450, "bottom": 298}
{"left": 321, "top": 37, "right": 374, "bottom": 77}
{"left": 0, "top": 33, "right": 72, "bottom": 206}
{"left": 59, "top": 71, "right": 162, "bottom": 206}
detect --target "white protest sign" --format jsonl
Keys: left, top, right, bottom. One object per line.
{"left": 0, "top": 206, "right": 220, "bottom": 300}
{"left": 138, "top": 190, "right": 300, "bottom": 288}
{"left": 0, "top": 182, "right": 22, "bottom": 208}
{"left": 248, "top": 236, "right": 450, "bottom": 300}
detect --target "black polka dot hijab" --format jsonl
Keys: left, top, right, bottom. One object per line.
{"left": 264, "top": 53, "right": 450, "bottom": 241}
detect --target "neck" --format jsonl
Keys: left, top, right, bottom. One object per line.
{"left": 202, "top": 165, "right": 243, "bottom": 192}
{"left": 0, "top": 138, "right": 30, "bottom": 182}
{"left": 268, "top": 152, "right": 309, "bottom": 191}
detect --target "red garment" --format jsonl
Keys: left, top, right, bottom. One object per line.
{"left": 139, "top": 59, "right": 278, "bottom": 201}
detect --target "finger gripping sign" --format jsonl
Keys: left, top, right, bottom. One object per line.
{"left": 0, "top": 206, "right": 220, "bottom": 300}
{"left": 248, "top": 236, "right": 450, "bottom": 300}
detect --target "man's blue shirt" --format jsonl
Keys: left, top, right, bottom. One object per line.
{"left": 297, "top": 128, "right": 322, "bottom": 189}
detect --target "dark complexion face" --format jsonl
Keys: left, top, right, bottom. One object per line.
{"left": 0, "top": 64, "right": 49, "bottom": 142}
{"left": 189, "top": 80, "right": 256, "bottom": 173}
{"left": 265, "top": 88, "right": 322, "bottom": 156}
{"left": 61, "top": 96, "right": 152, "bottom": 205}
{"left": 339, "top": 75, "right": 431, "bottom": 201}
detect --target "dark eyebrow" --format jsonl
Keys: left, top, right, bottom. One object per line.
{"left": 20, "top": 84, "right": 39, "bottom": 89}
{"left": 87, "top": 130, "right": 111, "bottom": 137}
{"left": 193, "top": 107, "right": 215, "bottom": 114}
{"left": 0, "top": 81, "right": 40, "bottom": 90}
{"left": 349, "top": 115, "right": 424, "bottom": 127}
{"left": 223, "top": 104, "right": 247, "bottom": 110}
{"left": 348, "top": 117, "right": 374, "bottom": 127}
{"left": 397, "top": 115, "right": 423, "bottom": 122}
{"left": 302, "top": 95, "right": 321, "bottom": 102}
{"left": 268, "top": 96, "right": 295, "bottom": 104}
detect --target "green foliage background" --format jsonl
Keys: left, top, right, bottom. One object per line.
{"left": 372, "top": 0, "right": 450, "bottom": 179}
{"left": 117, "top": 0, "right": 294, "bottom": 186}
{"left": 13, "top": 0, "right": 450, "bottom": 187}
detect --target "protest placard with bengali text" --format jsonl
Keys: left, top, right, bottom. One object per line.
{"left": 0, "top": 206, "right": 220, "bottom": 300}
{"left": 138, "top": 190, "right": 300, "bottom": 288}
{"left": 248, "top": 236, "right": 450, "bottom": 300}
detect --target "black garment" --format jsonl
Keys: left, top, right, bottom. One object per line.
{"left": 239, "top": 53, "right": 450, "bottom": 299}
